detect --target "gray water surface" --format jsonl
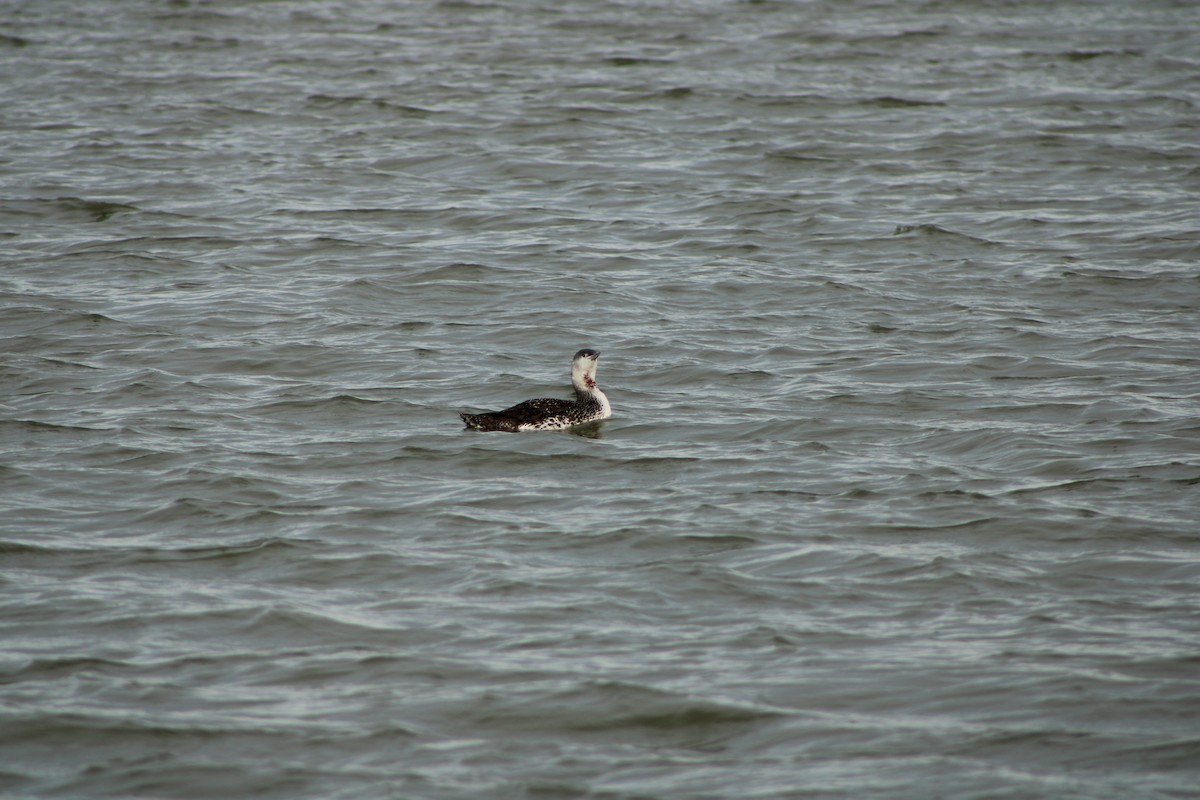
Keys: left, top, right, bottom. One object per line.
{"left": 3, "top": 0, "right": 1200, "bottom": 797}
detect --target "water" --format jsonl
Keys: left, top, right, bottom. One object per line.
{"left": 3, "top": 0, "right": 1199, "bottom": 797}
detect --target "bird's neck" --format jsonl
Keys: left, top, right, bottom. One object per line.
{"left": 575, "top": 384, "right": 610, "bottom": 415}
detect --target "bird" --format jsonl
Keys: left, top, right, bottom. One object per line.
{"left": 459, "top": 349, "right": 612, "bottom": 432}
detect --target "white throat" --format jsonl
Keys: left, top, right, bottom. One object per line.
{"left": 571, "top": 367, "right": 597, "bottom": 393}
{"left": 572, "top": 362, "right": 611, "bottom": 417}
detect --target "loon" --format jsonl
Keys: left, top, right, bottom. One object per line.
{"left": 460, "top": 349, "right": 612, "bottom": 432}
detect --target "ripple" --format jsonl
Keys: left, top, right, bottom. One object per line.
{"left": 4, "top": 1, "right": 1199, "bottom": 797}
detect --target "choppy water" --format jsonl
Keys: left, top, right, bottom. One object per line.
{"left": 3, "top": 0, "right": 1200, "bottom": 797}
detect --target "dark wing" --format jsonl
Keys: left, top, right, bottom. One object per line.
{"left": 460, "top": 397, "right": 573, "bottom": 431}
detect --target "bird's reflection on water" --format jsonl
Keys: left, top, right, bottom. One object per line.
{"left": 568, "top": 421, "right": 605, "bottom": 439}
